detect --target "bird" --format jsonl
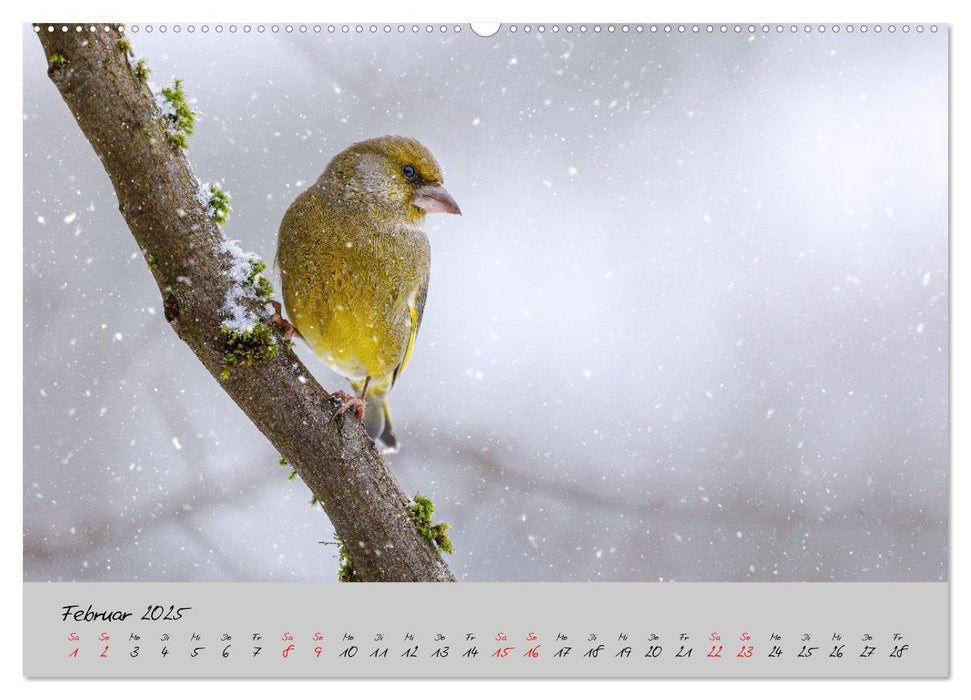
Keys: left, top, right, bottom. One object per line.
{"left": 275, "top": 135, "right": 461, "bottom": 452}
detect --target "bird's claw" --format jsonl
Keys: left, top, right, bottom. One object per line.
{"left": 266, "top": 300, "right": 303, "bottom": 342}
{"left": 329, "top": 391, "right": 366, "bottom": 424}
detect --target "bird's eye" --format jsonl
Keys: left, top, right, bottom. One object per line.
{"left": 401, "top": 164, "right": 418, "bottom": 181}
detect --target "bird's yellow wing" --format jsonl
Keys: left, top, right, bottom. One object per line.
{"left": 392, "top": 275, "right": 428, "bottom": 387}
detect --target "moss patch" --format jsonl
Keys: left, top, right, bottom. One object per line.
{"left": 334, "top": 534, "right": 363, "bottom": 582}
{"left": 220, "top": 323, "right": 278, "bottom": 379}
{"left": 48, "top": 54, "right": 70, "bottom": 69}
{"left": 246, "top": 259, "right": 274, "bottom": 301}
{"left": 146, "top": 253, "right": 158, "bottom": 270}
{"left": 134, "top": 58, "right": 151, "bottom": 83}
{"left": 409, "top": 493, "right": 454, "bottom": 555}
{"left": 207, "top": 183, "right": 231, "bottom": 225}
{"left": 160, "top": 79, "right": 195, "bottom": 151}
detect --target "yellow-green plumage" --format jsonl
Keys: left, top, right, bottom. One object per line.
{"left": 276, "top": 136, "right": 460, "bottom": 450}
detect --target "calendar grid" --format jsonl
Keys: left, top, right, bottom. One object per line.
{"left": 24, "top": 582, "right": 948, "bottom": 678}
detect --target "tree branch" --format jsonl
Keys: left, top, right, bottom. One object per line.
{"left": 36, "top": 24, "right": 454, "bottom": 582}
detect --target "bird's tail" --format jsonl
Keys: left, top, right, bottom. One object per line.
{"left": 351, "top": 377, "right": 398, "bottom": 453}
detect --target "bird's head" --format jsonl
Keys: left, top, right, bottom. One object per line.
{"left": 322, "top": 135, "right": 461, "bottom": 225}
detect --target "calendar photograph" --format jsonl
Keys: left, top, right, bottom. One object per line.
{"left": 23, "top": 21, "right": 947, "bottom": 585}
{"left": 22, "top": 20, "right": 948, "bottom": 679}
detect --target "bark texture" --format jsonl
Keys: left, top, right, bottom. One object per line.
{"left": 36, "top": 24, "right": 455, "bottom": 582}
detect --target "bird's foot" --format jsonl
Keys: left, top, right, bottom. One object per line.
{"left": 329, "top": 391, "right": 366, "bottom": 423}
{"left": 266, "top": 300, "right": 303, "bottom": 342}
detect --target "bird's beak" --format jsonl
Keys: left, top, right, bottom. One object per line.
{"left": 414, "top": 183, "right": 462, "bottom": 215}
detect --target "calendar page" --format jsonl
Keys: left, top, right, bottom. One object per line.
{"left": 22, "top": 21, "right": 948, "bottom": 679}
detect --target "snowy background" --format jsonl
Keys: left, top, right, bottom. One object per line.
{"left": 23, "top": 24, "right": 948, "bottom": 582}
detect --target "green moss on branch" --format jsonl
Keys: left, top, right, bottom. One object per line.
{"left": 247, "top": 259, "right": 274, "bottom": 301}
{"left": 335, "top": 534, "right": 363, "bottom": 582}
{"left": 160, "top": 79, "right": 195, "bottom": 151}
{"left": 207, "top": 183, "right": 232, "bottom": 225}
{"left": 409, "top": 494, "right": 454, "bottom": 555}
{"left": 134, "top": 58, "right": 151, "bottom": 83}
{"left": 220, "top": 323, "right": 278, "bottom": 379}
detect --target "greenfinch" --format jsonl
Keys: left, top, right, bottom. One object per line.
{"left": 276, "top": 136, "right": 461, "bottom": 451}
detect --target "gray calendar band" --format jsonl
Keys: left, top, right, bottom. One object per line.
{"left": 23, "top": 582, "right": 947, "bottom": 678}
